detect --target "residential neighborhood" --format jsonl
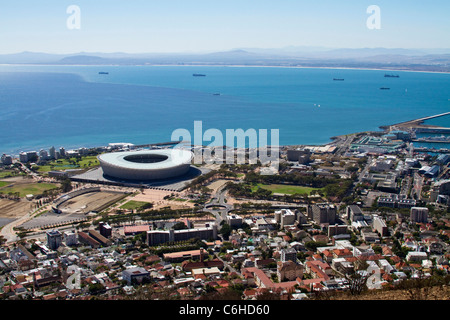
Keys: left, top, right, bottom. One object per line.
{"left": 0, "top": 129, "right": 449, "bottom": 301}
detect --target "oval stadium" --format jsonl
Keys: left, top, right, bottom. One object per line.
{"left": 98, "top": 149, "right": 193, "bottom": 181}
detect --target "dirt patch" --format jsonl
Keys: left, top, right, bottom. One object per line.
{"left": 58, "top": 191, "right": 126, "bottom": 214}
{"left": 0, "top": 199, "right": 33, "bottom": 218}
{"left": 128, "top": 189, "right": 195, "bottom": 210}
{"left": 0, "top": 176, "right": 32, "bottom": 183}
{"left": 206, "top": 179, "right": 229, "bottom": 193}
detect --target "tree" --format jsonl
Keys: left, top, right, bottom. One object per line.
{"left": 305, "top": 241, "right": 327, "bottom": 252}
{"left": 173, "top": 221, "right": 188, "bottom": 230}
{"left": 219, "top": 223, "right": 232, "bottom": 240}
{"left": 348, "top": 272, "right": 369, "bottom": 296}
{"left": 61, "top": 178, "right": 72, "bottom": 193}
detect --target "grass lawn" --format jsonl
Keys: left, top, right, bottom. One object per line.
{"left": 252, "top": 183, "right": 321, "bottom": 195}
{"left": 36, "top": 156, "right": 100, "bottom": 172}
{"left": 0, "top": 181, "right": 11, "bottom": 188}
{"left": 120, "top": 200, "right": 152, "bottom": 210}
{"left": 0, "top": 182, "right": 60, "bottom": 197}
{"left": 0, "top": 170, "right": 19, "bottom": 179}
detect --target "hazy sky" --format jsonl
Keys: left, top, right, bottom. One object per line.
{"left": 0, "top": 0, "right": 449, "bottom": 54}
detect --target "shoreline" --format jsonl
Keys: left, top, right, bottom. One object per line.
{"left": 1, "top": 63, "right": 450, "bottom": 75}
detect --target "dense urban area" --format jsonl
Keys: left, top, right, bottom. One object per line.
{"left": 0, "top": 123, "right": 449, "bottom": 301}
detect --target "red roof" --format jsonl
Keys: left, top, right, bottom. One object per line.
{"left": 216, "top": 280, "right": 230, "bottom": 287}
{"left": 333, "top": 248, "right": 352, "bottom": 256}
{"left": 244, "top": 289, "right": 257, "bottom": 298}
{"left": 242, "top": 267, "right": 297, "bottom": 291}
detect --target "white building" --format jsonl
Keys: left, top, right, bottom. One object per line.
{"left": 406, "top": 251, "right": 428, "bottom": 262}
{"left": 369, "top": 158, "right": 394, "bottom": 172}
{"left": 372, "top": 215, "right": 388, "bottom": 236}
{"left": 378, "top": 259, "right": 394, "bottom": 273}
{"left": 64, "top": 231, "right": 78, "bottom": 246}
{"left": 227, "top": 214, "right": 243, "bottom": 228}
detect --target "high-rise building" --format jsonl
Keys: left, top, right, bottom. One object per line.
{"left": 227, "top": 215, "right": 243, "bottom": 228}
{"left": 372, "top": 215, "right": 388, "bottom": 236}
{"left": 63, "top": 231, "right": 78, "bottom": 246}
{"left": 99, "top": 222, "right": 112, "bottom": 238}
{"left": 1, "top": 154, "right": 12, "bottom": 165}
{"left": 309, "top": 203, "right": 337, "bottom": 225}
{"left": 49, "top": 146, "right": 56, "bottom": 159}
{"left": 19, "top": 152, "right": 28, "bottom": 163}
{"left": 275, "top": 209, "right": 296, "bottom": 228}
{"left": 410, "top": 207, "right": 428, "bottom": 223}
{"left": 26, "top": 151, "right": 38, "bottom": 162}
{"left": 47, "top": 230, "right": 62, "bottom": 250}
{"left": 346, "top": 205, "right": 364, "bottom": 221}
{"left": 281, "top": 248, "right": 297, "bottom": 263}
{"left": 39, "top": 149, "right": 49, "bottom": 160}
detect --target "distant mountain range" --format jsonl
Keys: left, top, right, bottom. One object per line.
{"left": 1, "top": 47, "right": 449, "bottom": 72}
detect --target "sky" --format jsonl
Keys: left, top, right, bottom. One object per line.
{"left": 0, "top": 0, "right": 449, "bottom": 54}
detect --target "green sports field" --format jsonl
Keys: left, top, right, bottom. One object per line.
{"left": 0, "top": 182, "right": 60, "bottom": 197}
{"left": 36, "top": 156, "right": 100, "bottom": 172}
{"left": 251, "top": 183, "right": 321, "bottom": 195}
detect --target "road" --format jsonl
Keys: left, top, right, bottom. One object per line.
{"left": 0, "top": 206, "right": 41, "bottom": 243}
{"left": 203, "top": 184, "right": 233, "bottom": 225}
{"left": 400, "top": 175, "right": 412, "bottom": 197}
{"left": 214, "top": 252, "right": 239, "bottom": 274}
{"left": 412, "top": 172, "right": 424, "bottom": 200}
{"left": 334, "top": 134, "right": 355, "bottom": 157}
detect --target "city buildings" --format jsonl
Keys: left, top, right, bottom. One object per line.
{"left": 372, "top": 215, "right": 388, "bottom": 237}
{"left": 147, "top": 224, "right": 218, "bottom": 246}
{"left": 308, "top": 203, "right": 337, "bottom": 225}
{"left": 46, "top": 230, "right": 62, "bottom": 251}
{"left": 0, "top": 125, "right": 449, "bottom": 302}
{"left": 410, "top": 207, "right": 429, "bottom": 223}
{"left": 1, "top": 154, "right": 12, "bottom": 165}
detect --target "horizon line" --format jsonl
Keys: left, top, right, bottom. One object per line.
{"left": 2, "top": 46, "right": 450, "bottom": 56}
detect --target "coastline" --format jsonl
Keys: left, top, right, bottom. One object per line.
{"left": 1, "top": 63, "right": 450, "bottom": 75}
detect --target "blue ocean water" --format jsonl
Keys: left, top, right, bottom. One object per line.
{"left": 0, "top": 65, "right": 449, "bottom": 155}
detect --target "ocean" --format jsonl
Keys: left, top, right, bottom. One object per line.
{"left": 0, "top": 65, "right": 449, "bottom": 155}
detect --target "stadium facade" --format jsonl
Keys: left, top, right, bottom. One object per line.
{"left": 98, "top": 149, "right": 193, "bottom": 181}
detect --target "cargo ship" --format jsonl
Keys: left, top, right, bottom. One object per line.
{"left": 384, "top": 74, "right": 399, "bottom": 78}
{"left": 193, "top": 73, "right": 206, "bottom": 77}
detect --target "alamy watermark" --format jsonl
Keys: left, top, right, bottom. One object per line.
{"left": 366, "top": 264, "right": 382, "bottom": 290}
{"left": 66, "top": 5, "right": 81, "bottom": 30}
{"left": 366, "top": 5, "right": 381, "bottom": 30}
{"left": 65, "top": 5, "right": 379, "bottom": 31}
{"left": 171, "top": 121, "right": 280, "bottom": 175}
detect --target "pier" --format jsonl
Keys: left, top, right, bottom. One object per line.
{"left": 382, "top": 111, "right": 450, "bottom": 132}
{"left": 400, "top": 111, "right": 450, "bottom": 125}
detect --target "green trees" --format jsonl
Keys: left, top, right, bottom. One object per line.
{"left": 60, "top": 178, "right": 72, "bottom": 193}
{"left": 219, "top": 223, "right": 232, "bottom": 240}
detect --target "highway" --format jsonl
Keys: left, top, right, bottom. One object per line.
{"left": 203, "top": 183, "right": 233, "bottom": 225}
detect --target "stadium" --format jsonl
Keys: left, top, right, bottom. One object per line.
{"left": 98, "top": 149, "right": 193, "bottom": 181}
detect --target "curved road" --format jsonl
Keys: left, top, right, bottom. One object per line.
{"left": 203, "top": 184, "right": 233, "bottom": 224}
